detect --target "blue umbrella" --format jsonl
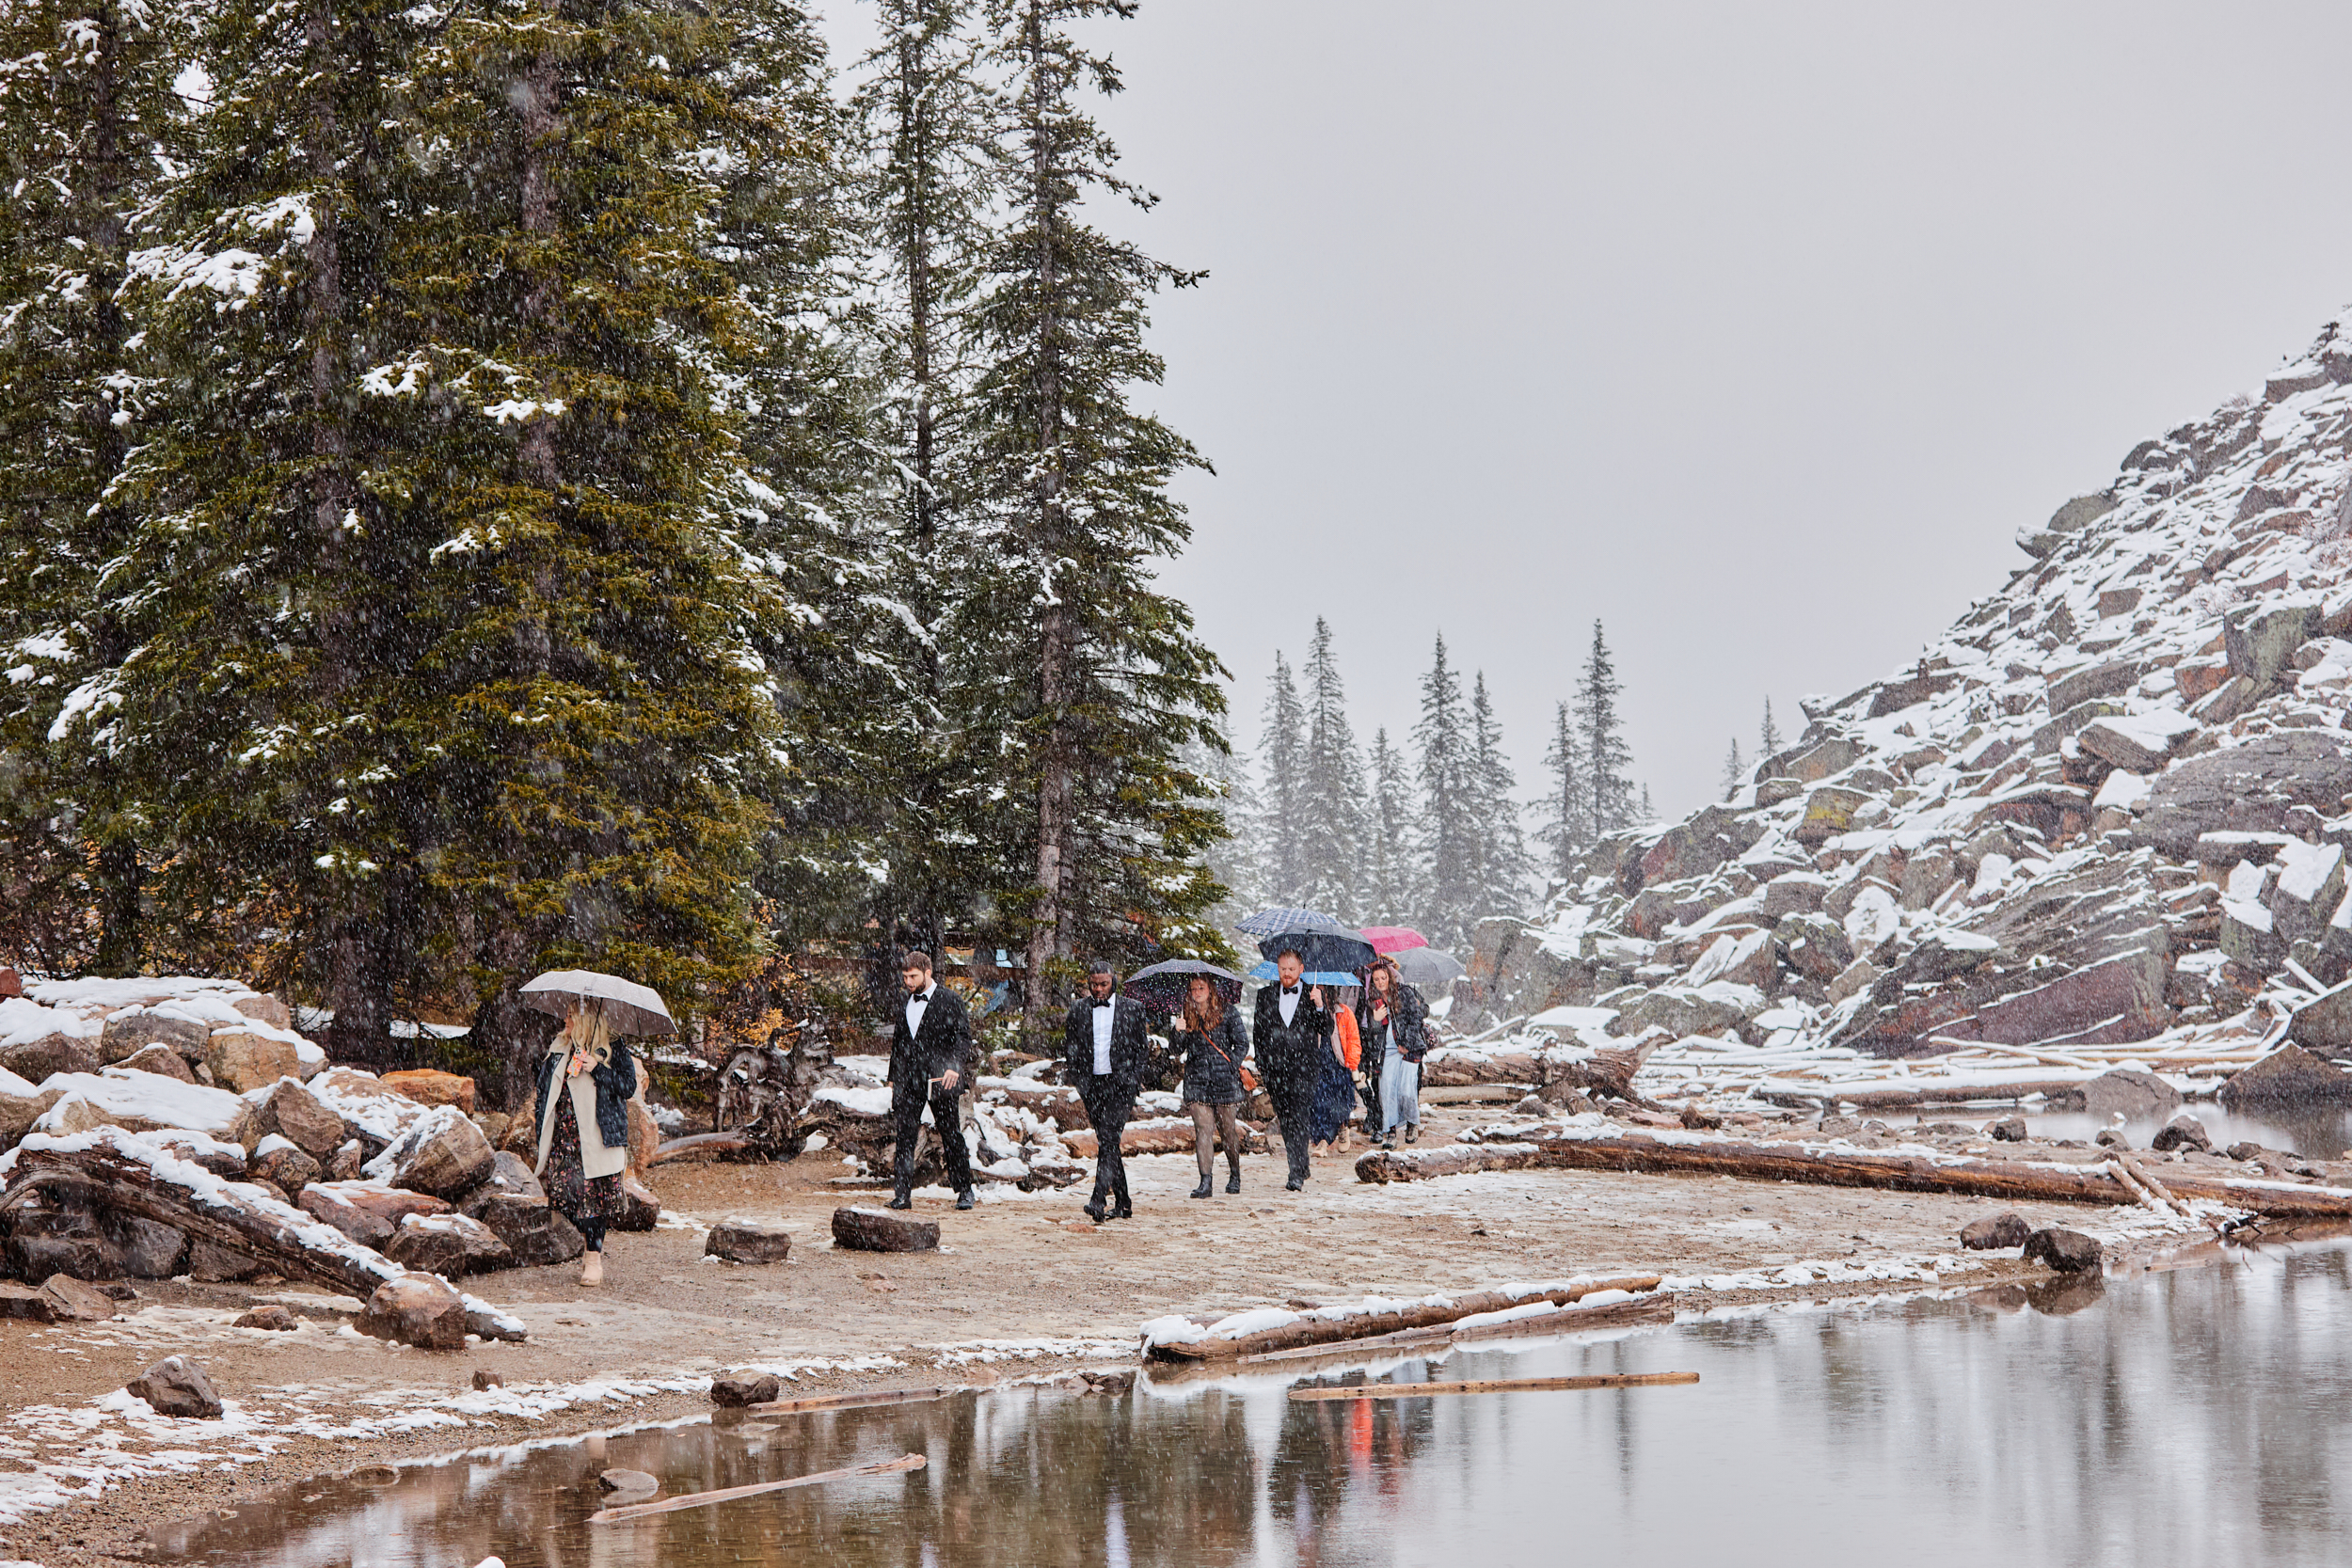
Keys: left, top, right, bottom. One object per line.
{"left": 1233, "top": 908, "right": 1376, "bottom": 974}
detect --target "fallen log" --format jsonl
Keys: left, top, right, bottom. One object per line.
{"left": 1353, "top": 1129, "right": 2352, "bottom": 1219}
{"left": 1142, "top": 1275, "right": 1662, "bottom": 1362}
{"left": 652, "top": 1132, "right": 754, "bottom": 1164}
{"left": 1241, "top": 1286, "right": 1674, "bottom": 1365}
{"left": 589, "top": 1453, "right": 926, "bottom": 1524}
{"left": 1757, "top": 1078, "right": 2091, "bottom": 1112}
{"left": 747, "top": 1386, "right": 956, "bottom": 1417}
{"left": 1288, "top": 1371, "right": 1698, "bottom": 1401}
{"left": 0, "top": 1129, "right": 527, "bottom": 1340}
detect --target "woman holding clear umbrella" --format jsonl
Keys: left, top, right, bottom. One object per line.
{"left": 530, "top": 999, "right": 640, "bottom": 1286}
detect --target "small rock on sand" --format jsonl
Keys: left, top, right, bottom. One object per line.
{"left": 127, "top": 1355, "right": 225, "bottom": 1419}
{"left": 232, "top": 1305, "right": 299, "bottom": 1331}
{"left": 1960, "top": 1212, "right": 2034, "bottom": 1251}
{"left": 1988, "top": 1116, "right": 2027, "bottom": 1142}
{"left": 2024, "top": 1227, "right": 2104, "bottom": 1275}
{"left": 710, "top": 1374, "right": 783, "bottom": 1407}
{"left": 2151, "top": 1114, "right": 2213, "bottom": 1153}
{"left": 833, "top": 1205, "right": 940, "bottom": 1253}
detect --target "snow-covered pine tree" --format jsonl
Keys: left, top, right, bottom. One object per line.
{"left": 1254, "top": 650, "right": 1305, "bottom": 903}
{"left": 1468, "top": 672, "right": 1532, "bottom": 921}
{"left": 1362, "top": 726, "right": 1418, "bottom": 923}
{"left": 1759, "top": 696, "right": 1784, "bottom": 762}
{"left": 1573, "top": 619, "right": 1635, "bottom": 841}
{"left": 1294, "top": 617, "right": 1366, "bottom": 919}
{"left": 1535, "top": 700, "right": 1587, "bottom": 883}
{"left": 0, "top": 0, "right": 188, "bottom": 971}
{"left": 1414, "top": 632, "right": 1477, "bottom": 947}
{"left": 969, "top": 0, "right": 1229, "bottom": 1026}
{"left": 1721, "top": 736, "right": 1744, "bottom": 800}
{"left": 842, "top": 0, "right": 1001, "bottom": 980}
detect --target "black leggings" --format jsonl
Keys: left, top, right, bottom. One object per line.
{"left": 576, "top": 1216, "right": 609, "bottom": 1252}
{"left": 1187, "top": 1101, "right": 1245, "bottom": 1176}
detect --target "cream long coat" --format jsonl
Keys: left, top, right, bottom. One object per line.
{"left": 534, "top": 1044, "right": 630, "bottom": 1181}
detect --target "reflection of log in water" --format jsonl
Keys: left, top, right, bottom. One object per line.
{"left": 1289, "top": 1371, "right": 1700, "bottom": 1400}
{"left": 587, "top": 1452, "right": 927, "bottom": 1523}
{"left": 746, "top": 1386, "right": 957, "bottom": 1416}
{"left": 1146, "top": 1275, "right": 1664, "bottom": 1361}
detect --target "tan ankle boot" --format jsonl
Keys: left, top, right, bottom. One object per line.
{"left": 580, "top": 1250, "right": 603, "bottom": 1287}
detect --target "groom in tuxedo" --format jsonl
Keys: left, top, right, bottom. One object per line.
{"left": 886, "top": 949, "right": 976, "bottom": 1211}
{"left": 1251, "top": 948, "right": 1329, "bottom": 1191}
{"left": 1064, "top": 960, "right": 1150, "bottom": 1222}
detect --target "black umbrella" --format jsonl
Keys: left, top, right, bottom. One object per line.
{"left": 1124, "top": 958, "right": 1249, "bottom": 1014}
{"left": 1234, "top": 907, "right": 1376, "bottom": 975}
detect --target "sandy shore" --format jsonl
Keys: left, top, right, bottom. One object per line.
{"left": 1, "top": 1102, "right": 2183, "bottom": 1566}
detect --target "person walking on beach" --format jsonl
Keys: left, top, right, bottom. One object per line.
{"left": 1311, "top": 980, "right": 1363, "bottom": 1157}
{"left": 531, "top": 1002, "right": 637, "bottom": 1287}
{"left": 1253, "top": 948, "right": 1331, "bottom": 1191}
{"left": 1174, "top": 974, "right": 1251, "bottom": 1197}
{"left": 1358, "top": 957, "right": 1429, "bottom": 1148}
{"left": 887, "top": 950, "right": 977, "bottom": 1211}
{"left": 1066, "top": 960, "right": 1149, "bottom": 1222}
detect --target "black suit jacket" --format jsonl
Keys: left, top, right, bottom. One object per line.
{"left": 1064, "top": 997, "right": 1151, "bottom": 1092}
{"left": 889, "top": 984, "right": 974, "bottom": 1087}
{"left": 1252, "top": 983, "right": 1330, "bottom": 1091}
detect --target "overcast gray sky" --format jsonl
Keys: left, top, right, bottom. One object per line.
{"left": 821, "top": 1, "right": 2352, "bottom": 818}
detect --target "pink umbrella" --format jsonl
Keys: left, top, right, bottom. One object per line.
{"left": 1359, "top": 927, "right": 1428, "bottom": 955}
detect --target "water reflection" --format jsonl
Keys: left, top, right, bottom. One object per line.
{"left": 153, "top": 1242, "right": 2352, "bottom": 1568}
{"left": 2020, "top": 1103, "right": 2352, "bottom": 1157}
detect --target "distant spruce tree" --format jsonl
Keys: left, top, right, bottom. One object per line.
{"left": 0, "top": 0, "right": 188, "bottom": 972}
{"left": 969, "top": 0, "right": 1229, "bottom": 1027}
{"left": 1640, "top": 783, "right": 1656, "bottom": 822}
{"left": 1721, "top": 737, "right": 1745, "bottom": 800}
{"left": 1468, "top": 672, "right": 1533, "bottom": 922}
{"left": 1294, "top": 618, "right": 1366, "bottom": 919}
{"left": 1254, "top": 651, "right": 1306, "bottom": 903}
{"left": 1759, "top": 696, "right": 1784, "bottom": 763}
{"left": 1413, "top": 632, "right": 1478, "bottom": 947}
{"left": 1362, "top": 727, "right": 1419, "bottom": 923}
{"left": 1535, "top": 700, "right": 1588, "bottom": 884}
{"left": 1573, "top": 620, "right": 1635, "bottom": 841}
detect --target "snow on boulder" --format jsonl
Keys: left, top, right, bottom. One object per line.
{"left": 307, "top": 1066, "right": 429, "bottom": 1151}
{"left": 2090, "top": 769, "right": 2152, "bottom": 815}
{"left": 1687, "top": 929, "right": 1773, "bottom": 990}
{"left": 362, "top": 1103, "right": 494, "bottom": 1198}
{"left": 32, "top": 1069, "right": 261, "bottom": 1149}
{"left": 2078, "top": 709, "right": 2203, "bottom": 773}
{"left": 2270, "top": 840, "right": 2347, "bottom": 947}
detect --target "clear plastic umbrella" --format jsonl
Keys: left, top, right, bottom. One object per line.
{"left": 519, "top": 970, "right": 677, "bottom": 1037}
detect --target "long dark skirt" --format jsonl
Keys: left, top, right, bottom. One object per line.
{"left": 544, "top": 1092, "right": 620, "bottom": 1243}
{"left": 1308, "top": 1046, "right": 1358, "bottom": 1143}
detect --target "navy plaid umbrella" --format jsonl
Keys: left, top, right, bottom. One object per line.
{"left": 1233, "top": 908, "right": 1375, "bottom": 974}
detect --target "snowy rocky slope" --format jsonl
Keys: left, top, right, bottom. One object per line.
{"left": 1470, "top": 309, "right": 2352, "bottom": 1096}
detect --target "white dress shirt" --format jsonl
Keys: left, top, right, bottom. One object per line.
{"left": 905, "top": 983, "right": 935, "bottom": 1038}
{"left": 1090, "top": 1001, "right": 1115, "bottom": 1074}
{"left": 1278, "top": 985, "right": 1300, "bottom": 1025}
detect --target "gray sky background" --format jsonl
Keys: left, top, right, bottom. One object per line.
{"left": 820, "top": 2, "right": 2352, "bottom": 819}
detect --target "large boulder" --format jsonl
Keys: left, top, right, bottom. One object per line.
{"left": 2045, "top": 658, "right": 2142, "bottom": 714}
{"left": 1776, "top": 913, "right": 1854, "bottom": 982}
{"left": 32, "top": 1070, "right": 260, "bottom": 1149}
{"left": 2225, "top": 598, "right": 2322, "bottom": 691}
{"left": 1633, "top": 805, "right": 1763, "bottom": 890}
{"left": 1793, "top": 787, "right": 1872, "bottom": 847}
{"left": 356, "top": 1271, "right": 469, "bottom": 1351}
{"left": 1686, "top": 930, "right": 1775, "bottom": 992}
{"left": 248, "top": 1134, "right": 322, "bottom": 1194}
{"left": 461, "top": 1193, "right": 584, "bottom": 1267}
{"left": 2270, "top": 841, "right": 2346, "bottom": 948}
{"left": 2065, "top": 1069, "right": 2180, "bottom": 1121}
{"left": 380, "top": 1069, "right": 478, "bottom": 1115}
{"left": 2024, "top": 1228, "right": 2104, "bottom": 1275}
{"left": 1960, "top": 1212, "right": 2033, "bottom": 1251}
{"left": 1620, "top": 985, "right": 1758, "bottom": 1038}
{"left": 1966, "top": 952, "right": 2169, "bottom": 1048}
{"left": 2078, "top": 710, "right": 2204, "bottom": 773}
{"left": 97, "top": 1007, "right": 208, "bottom": 1065}
{"left": 2218, "top": 1044, "right": 2352, "bottom": 1109}
{"left": 125, "top": 1355, "right": 224, "bottom": 1418}
{"left": 362, "top": 1103, "right": 494, "bottom": 1198}
{"left": 203, "top": 1030, "right": 303, "bottom": 1094}
{"left": 250, "top": 1078, "right": 346, "bottom": 1162}
{"left": 115, "top": 1043, "right": 196, "bottom": 1082}
{"left": 0, "top": 1083, "right": 66, "bottom": 1146}
{"left": 1760, "top": 872, "right": 1829, "bottom": 920}
{"left": 832, "top": 1205, "right": 940, "bottom": 1253}
{"left": 0, "top": 1031, "right": 100, "bottom": 1085}
{"left": 305, "top": 1067, "right": 429, "bottom": 1154}
{"left": 2134, "top": 734, "right": 2352, "bottom": 858}
{"left": 297, "top": 1180, "right": 452, "bottom": 1248}
{"left": 383, "top": 1212, "right": 514, "bottom": 1278}
{"left": 2287, "top": 979, "right": 2352, "bottom": 1054}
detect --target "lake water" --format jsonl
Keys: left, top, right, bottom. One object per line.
{"left": 151, "top": 1238, "right": 2352, "bottom": 1568}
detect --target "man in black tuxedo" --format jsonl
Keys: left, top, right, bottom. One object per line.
{"left": 887, "top": 949, "right": 976, "bottom": 1211}
{"left": 1063, "top": 959, "right": 1150, "bottom": 1223}
{"left": 1251, "top": 947, "right": 1330, "bottom": 1191}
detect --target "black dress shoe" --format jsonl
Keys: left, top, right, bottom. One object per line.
{"left": 1226, "top": 1174, "right": 1241, "bottom": 1194}
{"left": 955, "top": 1189, "right": 976, "bottom": 1211}
{"left": 1112, "top": 1198, "right": 1133, "bottom": 1219}
{"left": 1190, "top": 1177, "right": 1214, "bottom": 1198}
{"left": 886, "top": 1194, "right": 913, "bottom": 1211}
{"left": 1285, "top": 1177, "right": 1303, "bottom": 1192}
{"left": 1084, "top": 1202, "right": 1107, "bottom": 1224}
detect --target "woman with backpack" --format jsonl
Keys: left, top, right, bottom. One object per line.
{"left": 1357, "top": 958, "right": 1428, "bottom": 1148}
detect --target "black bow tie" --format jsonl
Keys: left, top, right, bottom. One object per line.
{"left": 1281, "top": 987, "right": 1299, "bottom": 996}
{"left": 1092, "top": 999, "right": 1114, "bottom": 1008}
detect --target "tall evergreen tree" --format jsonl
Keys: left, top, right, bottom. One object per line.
{"left": 1572, "top": 620, "right": 1634, "bottom": 841}
{"left": 1535, "top": 700, "right": 1586, "bottom": 884}
{"left": 1413, "top": 632, "right": 1477, "bottom": 946}
{"left": 1294, "top": 617, "right": 1364, "bottom": 918}
{"left": 1254, "top": 650, "right": 1305, "bottom": 903}
{"left": 969, "top": 0, "right": 1229, "bottom": 1028}
{"left": 1721, "top": 736, "right": 1744, "bottom": 800}
{"left": 1467, "top": 672, "right": 1531, "bottom": 921}
{"left": 0, "top": 0, "right": 189, "bottom": 971}
{"left": 1758, "top": 696, "right": 1784, "bottom": 761}
{"left": 1362, "top": 726, "right": 1417, "bottom": 922}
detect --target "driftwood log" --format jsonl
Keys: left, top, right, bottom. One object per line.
{"left": 1144, "top": 1275, "right": 1663, "bottom": 1362}
{"left": 1355, "top": 1130, "right": 2352, "bottom": 1220}
{"left": 1758, "top": 1079, "right": 2094, "bottom": 1112}
{"left": 0, "top": 1133, "right": 526, "bottom": 1339}
{"left": 653, "top": 1132, "right": 755, "bottom": 1164}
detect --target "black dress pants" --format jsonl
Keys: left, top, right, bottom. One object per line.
{"left": 891, "top": 1078, "right": 974, "bottom": 1196}
{"left": 1080, "top": 1078, "right": 1136, "bottom": 1204}
{"left": 1269, "top": 1070, "right": 1313, "bottom": 1183}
